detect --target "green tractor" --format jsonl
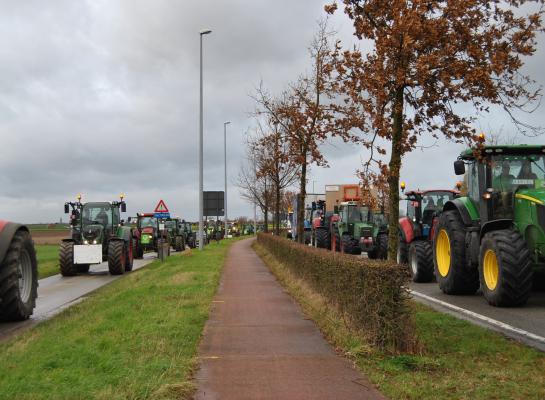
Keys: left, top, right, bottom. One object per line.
{"left": 60, "top": 195, "right": 133, "bottom": 276}
{"left": 164, "top": 217, "right": 186, "bottom": 251}
{"left": 331, "top": 201, "right": 389, "bottom": 258}
{"left": 178, "top": 220, "right": 196, "bottom": 248}
{"left": 435, "top": 145, "right": 545, "bottom": 306}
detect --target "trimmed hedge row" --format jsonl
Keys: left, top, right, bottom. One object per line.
{"left": 257, "top": 233, "right": 418, "bottom": 353}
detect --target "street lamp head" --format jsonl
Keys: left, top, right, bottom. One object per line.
{"left": 224, "top": 121, "right": 231, "bottom": 126}
{"left": 200, "top": 29, "right": 212, "bottom": 35}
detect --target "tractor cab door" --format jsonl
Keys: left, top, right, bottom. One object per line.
{"left": 112, "top": 208, "right": 120, "bottom": 229}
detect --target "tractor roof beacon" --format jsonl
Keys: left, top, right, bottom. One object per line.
{"left": 434, "top": 144, "right": 545, "bottom": 307}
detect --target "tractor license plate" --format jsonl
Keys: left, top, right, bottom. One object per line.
{"left": 74, "top": 245, "right": 102, "bottom": 264}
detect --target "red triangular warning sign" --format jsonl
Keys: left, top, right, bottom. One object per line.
{"left": 154, "top": 199, "right": 169, "bottom": 213}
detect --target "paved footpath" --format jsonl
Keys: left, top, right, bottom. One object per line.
{"left": 194, "top": 238, "right": 384, "bottom": 400}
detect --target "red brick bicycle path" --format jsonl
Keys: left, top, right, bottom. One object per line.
{"left": 194, "top": 238, "right": 385, "bottom": 400}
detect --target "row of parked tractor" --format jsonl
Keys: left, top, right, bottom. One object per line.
{"left": 296, "top": 142, "right": 545, "bottom": 308}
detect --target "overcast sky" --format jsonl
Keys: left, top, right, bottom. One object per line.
{"left": 0, "top": 1, "right": 544, "bottom": 223}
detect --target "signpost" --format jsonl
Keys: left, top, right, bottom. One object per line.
{"left": 203, "top": 191, "right": 224, "bottom": 217}
{"left": 154, "top": 199, "right": 170, "bottom": 219}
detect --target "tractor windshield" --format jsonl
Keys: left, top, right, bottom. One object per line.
{"left": 421, "top": 192, "right": 455, "bottom": 224}
{"left": 82, "top": 203, "right": 111, "bottom": 227}
{"left": 490, "top": 154, "right": 545, "bottom": 192}
{"left": 346, "top": 205, "right": 369, "bottom": 223}
{"left": 139, "top": 217, "right": 157, "bottom": 229}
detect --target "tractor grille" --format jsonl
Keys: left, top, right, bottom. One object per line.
{"left": 361, "top": 228, "right": 372, "bottom": 238}
{"left": 537, "top": 204, "right": 545, "bottom": 232}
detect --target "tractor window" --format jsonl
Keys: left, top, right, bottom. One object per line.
{"left": 112, "top": 208, "right": 120, "bottom": 226}
{"left": 82, "top": 203, "right": 112, "bottom": 227}
{"left": 139, "top": 217, "right": 157, "bottom": 228}
{"left": 467, "top": 162, "right": 480, "bottom": 204}
{"left": 345, "top": 205, "right": 369, "bottom": 222}
{"left": 491, "top": 155, "right": 545, "bottom": 191}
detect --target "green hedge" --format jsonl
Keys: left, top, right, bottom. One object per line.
{"left": 257, "top": 233, "right": 417, "bottom": 353}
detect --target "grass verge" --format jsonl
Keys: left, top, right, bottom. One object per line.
{"left": 35, "top": 244, "right": 59, "bottom": 279}
{"left": 0, "top": 238, "right": 242, "bottom": 399}
{"left": 253, "top": 242, "right": 545, "bottom": 400}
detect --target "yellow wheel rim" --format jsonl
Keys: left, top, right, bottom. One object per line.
{"left": 483, "top": 249, "right": 499, "bottom": 291}
{"left": 436, "top": 229, "right": 451, "bottom": 277}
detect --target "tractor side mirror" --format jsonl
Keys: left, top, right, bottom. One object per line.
{"left": 64, "top": 203, "right": 69, "bottom": 214}
{"left": 121, "top": 202, "right": 127, "bottom": 213}
{"left": 454, "top": 160, "right": 465, "bottom": 175}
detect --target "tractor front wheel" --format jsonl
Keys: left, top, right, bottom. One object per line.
{"left": 479, "top": 230, "right": 533, "bottom": 307}
{"left": 370, "top": 234, "right": 388, "bottom": 260}
{"left": 0, "top": 230, "right": 38, "bottom": 321}
{"left": 315, "top": 228, "right": 330, "bottom": 249}
{"left": 433, "top": 210, "right": 479, "bottom": 294}
{"left": 409, "top": 241, "right": 434, "bottom": 283}
{"left": 108, "top": 241, "right": 125, "bottom": 275}
{"left": 59, "top": 241, "right": 78, "bottom": 277}
{"left": 175, "top": 236, "right": 184, "bottom": 251}
{"left": 125, "top": 238, "right": 134, "bottom": 272}
{"left": 397, "top": 236, "right": 408, "bottom": 264}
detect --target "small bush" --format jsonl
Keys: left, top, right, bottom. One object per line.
{"left": 257, "top": 233, "right": 418, "bottom": 353}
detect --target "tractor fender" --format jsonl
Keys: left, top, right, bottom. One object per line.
{"left": 443, "top": 199, "right": 473, "bottom": 226}
{"left": 479, "top": 219, "right": 513, "bottom": 240}
{"left": 0, "top": 221, "right": 29, "bottom": 264}
{"left": 116, "top": 226, "right": 133, "bottom": 243}
{"left": 398, "top": 217, "right": 414, "bottom": 243}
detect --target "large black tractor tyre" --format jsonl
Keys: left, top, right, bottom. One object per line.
{"left": 108, "top": 240, "right": 126, "bottom": 275}
{"left": 59, "top": 241, "right": 78, "bottom": 276}
{"left": 315, "top": 228, "right": 330, "bottom": 249}
{"left": 125, "top": 238, "right": 134, "bottom": 272}
{"left": 408, "top": 241, "right": 434, "bottom": 283}
{"left": 341, "top": 234, "right": 361, "bottom": 255}
{"left": 397, "top": 236, "right": 408, "bottom": 264}
{"left": 433, "top": 210, "right": 479, "bottom": 295}
{"left": 76, "top": 264, "right": 90, "bottom": 273}
{"left": 479, "top": 230, "right": 533, "bottom": 307}
{"left": 135, "top": 239, "right": 144, "bottom": 259}
{"left": 0, "top": 230, "right": 38, "bottom": 321}
{"left": 369, "top": 234, "right": 388, "bottom": 260}
{"left": 175, "top": 235, "right": 184, "bottom": 251}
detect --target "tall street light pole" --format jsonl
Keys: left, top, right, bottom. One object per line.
{"left": 223, "top": 121, "right": 230, "bottom": 236}
{"left": 199, "top": 29, "right": 212, "bottom": 251}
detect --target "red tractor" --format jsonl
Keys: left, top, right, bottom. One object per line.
{"left": 0, "top": 220, "right": 38, "bottom": 321}
{"left": 398, "top": 185, "right": 460, "bottom": 282}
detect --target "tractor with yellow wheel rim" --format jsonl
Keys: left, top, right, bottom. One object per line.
{"left": 434, "top": 144, "right": 545, "bottom": 307}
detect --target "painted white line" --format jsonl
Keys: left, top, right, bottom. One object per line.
{"left": 410, "top": 290, "right": 545, "bottom": 345}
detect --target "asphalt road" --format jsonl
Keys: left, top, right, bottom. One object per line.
{"left": 410, "top": 282, "right": 545, "bottom": 351}
{"left": 0, "top": 253, "right": 156, "bottom": 341}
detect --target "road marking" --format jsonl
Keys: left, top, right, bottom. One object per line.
{"left": 410, "top": 290, "right": 545, "bottom": 345}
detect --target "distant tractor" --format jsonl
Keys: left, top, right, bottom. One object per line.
{"left": 178, "top": 220, "right": 196, "bottom": 248}
{"left": 331, "top": 201, "right": 389, "bottom": 258}
{"left": 398, "top": 186, "right": 459, "bottom": 282}
{"left": 311, "top": 200, "right": 335, "bottom": 249}
{"left": 435, "top": 144, "right": 545, "bottom": 307}
{"left": 0, "top": 220, "right": 38, "bottom": 321}
{"left": 164, "top": 217, "right": 186, "bottom": 251}
{"left": 132, "top": 213, "right": 169, "bottom": 258}
{"left": 60, "top": 195, "right": 133, "bottom": 276}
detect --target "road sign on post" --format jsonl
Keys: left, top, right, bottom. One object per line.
{"left": 203, "top": 191, "right": 224, "bottom": 217}
{"left": 154, "top": 199, "right": 170, "bottom": 219}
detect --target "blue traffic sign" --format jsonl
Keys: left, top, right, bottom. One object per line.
{"left": 154, "top": 212, "right": 170, "bottom": 219}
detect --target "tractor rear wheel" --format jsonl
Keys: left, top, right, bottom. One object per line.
{"left": 76, "top": 264, "right": 90, "bottom": 273}
{"left": 434, "top": 210, "right": 479, "bottom": 294}
{"left": 315, "top": 228, "right": 330, "bottom": 249}
{"left": 372, "top": 234, "right": 388, "bottom": 260}
{"left": 135, "top": 240, "right": 144, "bottom": 259}
{"left": 108, "top": 241, "right": 125, "bottom": 275}
{"left": 59, "top": 241, "right": 78, "bottom": 276}
{"left": 175, "top": 236, "right": 184, "bottom": 251}
{"left": 125, "top": 238, "right": 134, "bottom": 272}
{"left": 409, "top": 241, "right": 434, "bottom": 283}
{"left": 479, "top": 230, "right": 533, "bottom": 307}
{"left": 0, "top": 230, "right": 38, "bottom": 321}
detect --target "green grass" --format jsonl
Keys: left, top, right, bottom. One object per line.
{"left": 35, "top": 245, "right": 59, "bottom": 279}
{"left": 0, "top": 238, "right": 242, "bottom": 399}
{"left": 28, "top": 224, "right": 69, "bottom": 231}
{"left": 254, "top": 242, "right": 545, "bottom": 400}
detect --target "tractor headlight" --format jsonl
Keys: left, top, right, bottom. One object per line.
{"left": 84, "top": 240, "right": 89, "bottom": 245}
{"left": 93, "top": 240, "right": 97, "bottom": 244}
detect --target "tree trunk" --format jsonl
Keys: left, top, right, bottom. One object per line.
{"left": 297, "top": 158, "right": 307, "bottom": 244}
{"left": 387, "top": 87, "right": 404, "bottom": 261}
{"left": 275, "top": 184, "right": 281, "bottom": 236}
